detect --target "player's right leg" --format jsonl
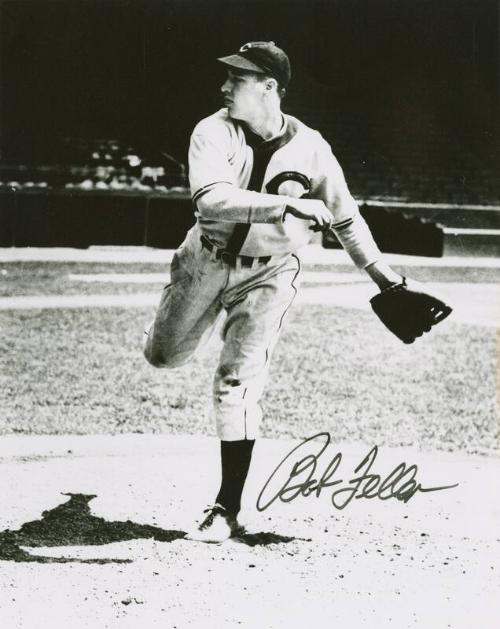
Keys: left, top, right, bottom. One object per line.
{"left": 186, "top": 254, "right": 301, "bottom": 543}
{"left": 143, "top": 226, "right": 224, "bottom": 368}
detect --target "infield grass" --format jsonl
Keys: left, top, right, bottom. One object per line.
{"left": 1, "top": 261, "right": 498, "bottom": 298}
{"left": 1, "top": 293, "right": 497, "bottom": 455}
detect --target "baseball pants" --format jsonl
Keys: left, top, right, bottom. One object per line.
{"left": 143, "top": 223, "right": 301, "bottom": 440}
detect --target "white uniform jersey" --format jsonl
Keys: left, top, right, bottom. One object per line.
{"left": 189, "top": 108, "right": 380, "bottom": 265}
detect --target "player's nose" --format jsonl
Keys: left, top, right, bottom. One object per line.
{"left": 220, "top": 79, "right": 231, "bottom": 94}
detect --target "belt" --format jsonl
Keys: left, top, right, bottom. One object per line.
{"left": 200, "top": 235, "right": 271, "bottom": 268}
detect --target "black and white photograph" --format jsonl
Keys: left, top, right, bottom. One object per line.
{"left": 0, "top": 0, "right": 498, "bottom": 627}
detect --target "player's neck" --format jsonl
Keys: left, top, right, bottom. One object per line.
{"left": 245, "top": 107, "right": 283, "bottom": 141}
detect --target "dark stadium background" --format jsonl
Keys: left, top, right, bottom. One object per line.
{"left": 1, "top": 0, "right": 499, "bottom": 252}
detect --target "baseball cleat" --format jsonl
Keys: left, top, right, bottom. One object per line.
{"left": 185, "top": 504, "right": 244, "bottom": 543}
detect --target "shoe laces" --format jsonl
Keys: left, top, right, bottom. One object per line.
{"left": 199, "top": 504, "right": 226, "bottom": 530}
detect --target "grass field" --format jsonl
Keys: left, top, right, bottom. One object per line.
{"left": 1, "top": 260, "right": 499, "bottom": 297}
{"left": 0, "top": 257, "right": 498, "bottom": 629}
{"left": 1, "top": 260, "right": 497, "bottom": 455}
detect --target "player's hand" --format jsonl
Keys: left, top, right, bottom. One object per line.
{"left": 284, "top": 200, "right": 333, "bottom": 232}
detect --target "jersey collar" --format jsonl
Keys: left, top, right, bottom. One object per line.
{"left": 239, "top": 115, "right": 298, "bottom": 153}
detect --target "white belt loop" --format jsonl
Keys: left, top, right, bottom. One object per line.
{"left": 234, "top": 256, "right": 242, "bottom": 271}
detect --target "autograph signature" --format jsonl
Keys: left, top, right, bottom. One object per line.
{"left": 257, "top": 432, "right": 459, "bottom": 512}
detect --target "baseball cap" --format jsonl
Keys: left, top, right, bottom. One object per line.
{"left": 217, "top": 41, "right": 291, "bottom": 88}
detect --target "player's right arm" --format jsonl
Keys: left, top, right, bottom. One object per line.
{"left": 282, "top": 201, "right": 333, "bottom": 230}
{"left": 189, "top": 123, "right": 331, "bottom": 228}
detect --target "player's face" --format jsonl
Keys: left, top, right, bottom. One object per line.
{"left": 220, "top": 69, "right": 266, "bottom": 121}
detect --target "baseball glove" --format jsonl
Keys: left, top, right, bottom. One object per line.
{"left": 370, "top": 277, "right": 452, "bottom": 344}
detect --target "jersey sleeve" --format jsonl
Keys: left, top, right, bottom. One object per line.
{"left": 188, "top": 123, "right": 290, "bottom": 224}
{"left": 310, "top": 136, "right": 382, "bottom": 269}
{"left": 309, "top": 137, "right": 359, "bottom": 224}
{"left": 188, "top": 129, "right": 236, "bottom": 197}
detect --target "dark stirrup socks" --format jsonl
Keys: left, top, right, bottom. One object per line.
{"left": 215, "top": 439, "right": 255, "bottom": 517}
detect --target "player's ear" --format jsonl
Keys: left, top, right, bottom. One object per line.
{"left": 265, "top": 78, "right": 277, "bottom": 92}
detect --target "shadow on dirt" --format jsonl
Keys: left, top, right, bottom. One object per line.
{"left": 235, "top": 531, "right": 310, "bottom": 547}
{"left": 0, "top": 492, "right": 185, "bottom": 564}
{"left": 0, "top": 493, "right": 303, "bottom": 563}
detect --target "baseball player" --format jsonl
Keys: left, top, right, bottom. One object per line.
{"left": 143, "top": 42, "right": 450, "bottom": 543}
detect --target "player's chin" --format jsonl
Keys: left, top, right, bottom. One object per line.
{"left": 225, "top": 103, "right": 244, "bottom": 119}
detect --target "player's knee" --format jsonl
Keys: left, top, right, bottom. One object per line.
{"left": 144, "top": 346, "right": 177, "bottom": 369}
{"left": 213, "top": 366, "right": 243, "bottom": 402}
{"left": 143, "top": 346, "right": 165, "bottom": 368}
{"left": 143, "top": 343, "right": 190, "bottom": 369}
{"left": 143, "top": 321, "right": 180, "bottom": 368}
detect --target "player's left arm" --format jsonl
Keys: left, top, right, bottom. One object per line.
{"left": 310, "top": 139, "right": 401, "bottom": 289}
{"left": 311, "top": 137, "right": 453, "bottom": 341}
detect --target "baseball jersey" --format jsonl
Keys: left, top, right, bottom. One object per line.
{"left": 189, "top": 108, "right": 381, "bottom": 265}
